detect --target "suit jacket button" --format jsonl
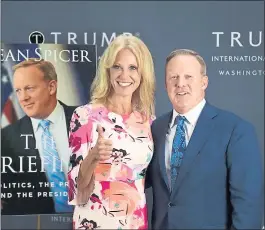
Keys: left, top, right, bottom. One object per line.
{"left": 168, "top": 202, "right": 173, "bottom": 207}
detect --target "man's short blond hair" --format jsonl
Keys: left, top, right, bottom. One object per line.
{"left": 13, "top": 58, "right": 57, "bottom": 81}
{"left": 166, "top": 49, "right": 207, "bottom": 76}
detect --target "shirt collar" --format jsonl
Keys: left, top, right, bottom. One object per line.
{"left": 169, "top": 98, "right": 206, "bottom": 129}
{"left": 31, "top": 101, "right": 63, "bottom": 132}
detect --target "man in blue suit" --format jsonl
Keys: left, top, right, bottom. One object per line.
{"left": 147, "top": 49, "right": 263, "bottom": 229}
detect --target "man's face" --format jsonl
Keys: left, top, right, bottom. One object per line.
{"left": 165, "top": 55, "right": 208, "bottom": 114}
{"left": 13, "top": 65, "right": 57, "bottom": 119}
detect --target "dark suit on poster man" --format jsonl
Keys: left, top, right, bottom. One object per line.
{"left": 1, "top": 59, "right": 77, "bottom": 215}
{"left": 146, "top": 49, "right": 263, "bottom": 229}
{"left": 1, "top": 101, "right": 76, "bottom": 215}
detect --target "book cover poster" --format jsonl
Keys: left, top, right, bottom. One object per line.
{"left": 1, "top": 43, "right": 97, "bottom": 215}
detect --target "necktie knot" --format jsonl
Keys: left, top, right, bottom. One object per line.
{"left": 174, "top": 115, "right": 187, "bottom": 127}
{"left": 39, "top": 119, "right": 51, "bottom": 130}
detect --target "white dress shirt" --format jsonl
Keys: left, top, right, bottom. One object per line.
{"left": 165, "top": 98, "right": 206, "bottom": 187}
{"left": 30, "top": 101, "right": 71, "bottom": 179}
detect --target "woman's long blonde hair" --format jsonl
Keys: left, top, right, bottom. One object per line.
{"left": 90, "top": 34, "right": 155, "bottom": 120}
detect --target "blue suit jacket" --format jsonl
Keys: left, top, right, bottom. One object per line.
{"left": 147, "top": 102, "right": 263, "bottom": 229}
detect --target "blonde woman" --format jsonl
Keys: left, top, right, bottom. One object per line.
{"left": 67, "top": 34, "right": 155, "bottom": 229}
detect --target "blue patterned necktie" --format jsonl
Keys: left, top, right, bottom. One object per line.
{"left": 170, "top": 115, "right": 187, "bottom": 189}
{"left": 39, "top": 119, "right": 72, "bottom": 212}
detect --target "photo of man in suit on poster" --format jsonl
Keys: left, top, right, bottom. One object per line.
{"left": 1, "top": 58, "right": 77, "bottom": 215}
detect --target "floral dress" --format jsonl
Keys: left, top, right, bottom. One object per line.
{"left": 67, "top": 104, "right": 154, "bottom": 229}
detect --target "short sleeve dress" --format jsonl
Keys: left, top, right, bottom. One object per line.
{"left": 67, "top": 104, "right": 154, "bottom": 229}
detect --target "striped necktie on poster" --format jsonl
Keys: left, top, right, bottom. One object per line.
{"left": 170, "top": 115, "right": 187, "bottom": 189}
{"left": 39, "top": 119, "right": 72, "bottom": 212}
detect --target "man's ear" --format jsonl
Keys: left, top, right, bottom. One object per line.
{"left": 202, "top": 75, "right": 208, "bottom": 90}
{"left": 165, "top": 76, "right": 168, "bottom": 89}
{"left": 48, "top": 80, "right": 57, "bottom": 95}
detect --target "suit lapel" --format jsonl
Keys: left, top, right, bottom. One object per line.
{"left": 64, "top": 108, "right": 72, "bottom": 134}
{"left": 59, "top": 100, "right": 75, "bottom": 134}
{"left": 158, "top": 111, "right": 172, "bottom": 191}
{"left": 171, "top": 103, "right": 218, "bottom": 195}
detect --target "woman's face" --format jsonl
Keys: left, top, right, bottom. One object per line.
{"left": 109, "top": 48, "right": 141, "bottom": 98}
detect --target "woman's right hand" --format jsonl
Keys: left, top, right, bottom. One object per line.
{"left": 90, "top": 124, "right": 113, "bottom": 161}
